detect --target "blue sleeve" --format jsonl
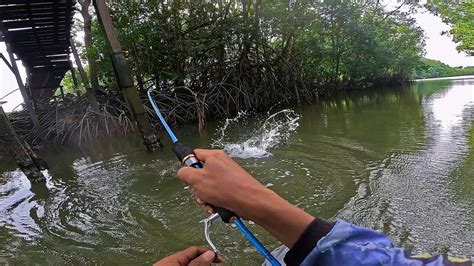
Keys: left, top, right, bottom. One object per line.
{"left": 301, "top": 220, "right": 471, "bottom": 266}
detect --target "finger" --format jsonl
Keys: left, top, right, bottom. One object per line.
{"left": 188, "top": 250, "right": 216, "bottom": 266}
{"left": 177, "top": 167, "right": 202, "bottom": 186}
{"left": 203, "top": 205, "right": 214, "bottom": 215}
{"left": 174, "top": 246, "right": 210, "bottom": 265}
{"left": 196, "top": 197, "right": 205, "bottom": 205}
{"left": 194, "top": 149, "right": 227, "bottom": 162}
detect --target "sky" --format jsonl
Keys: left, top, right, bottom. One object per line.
{"left": 0, "top": 5, "right": 473, "bottom": 113}
{"left": 401, "top": 4, "right": 473, "bottom": 66}
{"left": 0, "top": 42, "right": 26, "bottom": 112}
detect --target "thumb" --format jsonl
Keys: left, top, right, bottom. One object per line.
{"left": 177, "top": 166, "right": 202, "bottom": 186}
{"left": 188, "top": 250, "right": 216, "bottom": 266}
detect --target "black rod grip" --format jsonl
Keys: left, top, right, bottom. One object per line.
{"left": 172, "top": 141, "right": 195, "bottom": 162}
{"left": 173, "top": 142, "right": 238, "bottom": 223}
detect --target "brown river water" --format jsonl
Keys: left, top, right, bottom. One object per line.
{"left": 0, "top": 77, "right": 473, "bottom": 264}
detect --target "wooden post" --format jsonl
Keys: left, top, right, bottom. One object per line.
{"left": 59, "top": 85, "right": 65, "bottom": 100}
{"left": 93, "top": 0, "right": 162, "bottom": 151}
{"left": 25, "top": 70, "right": 38, "bottom": 110}
{"left": 0, "top": 103, "right": 46, "bottom": 183}
{"left": 5, "top": 42, "right": 40, "bottom": 129}
{"left": 69, "top": 37, "right": 100, "bottom": 112}
{"left": 69, "top": 60, "right": 82, "bottom": 97}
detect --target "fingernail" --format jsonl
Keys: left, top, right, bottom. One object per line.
{"left": 202, "top": 251, "right": 215, "bottom": 262}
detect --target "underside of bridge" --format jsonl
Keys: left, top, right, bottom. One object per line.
{"left": 0, "top": 0, "right": 75, "bottom": 101}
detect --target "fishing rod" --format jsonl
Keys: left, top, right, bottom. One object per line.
{"left": 147, "top": 88, "right": 281, "bottom": 266}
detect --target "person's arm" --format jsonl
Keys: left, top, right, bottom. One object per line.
{"left": 177, "top": 149, "right": 334, "bottom": 265}
{"left": 176, "top": 149, "right": 472, "bottom": 266}
{"left": 177, "top": 149, "right": 315, "bottom": 248}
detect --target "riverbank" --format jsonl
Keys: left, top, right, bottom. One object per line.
{"left": 7, "top": 74, "right": 409, "bottom": 148}
{"left": 3, "top": 0, "right": 428, "bottom": 149}
{"left": 415, "top": 74, "right": 474, "bottom": 82}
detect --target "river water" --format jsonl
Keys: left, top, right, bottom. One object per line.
{"left": 1, "top": 77, "right": 473, "bottom": 264}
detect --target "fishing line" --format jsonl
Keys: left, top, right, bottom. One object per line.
{"left": 147, "top": 88, "right": 281, "bottom": 266}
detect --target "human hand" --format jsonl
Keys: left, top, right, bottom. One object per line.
{"left": 177, "top": 149, "right": 274, "bottom": 220}
{"left": 177, "top": 149, "right": 314, "bottom": 248}
{"left": 153, "top": 246, "right": 222, "bottom": 266}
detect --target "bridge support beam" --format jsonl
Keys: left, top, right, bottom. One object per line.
{"left": 69, "top": 59, "right": 82, "bottom": 97}
{"left": 5, "top": 42, "right": 40, "bottom": 129}
{"left": 93, "top": 0, "right": 162, "bottom": 151}
{"left": 0, "top": 104, "right": 46, "bottom": 183}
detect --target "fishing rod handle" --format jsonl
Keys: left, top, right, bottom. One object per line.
{"left": 173, "top": 142, "right": 238, "bottom": 224}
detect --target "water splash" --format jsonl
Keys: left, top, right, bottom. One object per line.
{"left": 212, "top": 109, "right": 300, "bottom": 158}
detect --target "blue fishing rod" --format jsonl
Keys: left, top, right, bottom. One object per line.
{"left": 147, "top": 88, "right": 281, "bottom": 266}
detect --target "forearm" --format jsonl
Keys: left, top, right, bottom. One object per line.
{"left": 240, "top": 187, "right": 314, "bottom": 248}
{"left": 178, "top": 149, "right": 316, "bottom": 248}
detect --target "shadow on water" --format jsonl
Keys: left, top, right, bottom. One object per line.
{"left": 0, "top": 77, "right": 473, "bottom": 264}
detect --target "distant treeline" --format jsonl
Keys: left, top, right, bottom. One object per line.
{"left": 411, "top": 58, "right": 474, "bottom": 79}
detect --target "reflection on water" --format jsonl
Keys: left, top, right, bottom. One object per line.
{"left": 0, "top": 77, "right": 473, "bottom": 264}
{"left": 432, "top": 82, "right": 473, "bottom": 131}
{"left": 0, "top": 171, "right": 39, "bottom": 240}
{"left": 339, "top": 80, "right": 474, "bottom": 258}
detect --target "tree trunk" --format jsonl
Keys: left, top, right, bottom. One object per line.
{"left": 136, "top": 73, "right": 144, "bottom": 91}
{"left": 172, "top": 3, "right": 185, "bottom": 89}
{"left": 240, "top": 0, "right": 250, "bottom": 67}
{"left": 79, "top": 0, "right": 100, "bottom": 112}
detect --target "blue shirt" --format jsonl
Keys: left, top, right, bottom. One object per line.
{"left": 305, "top": 220, "right": 447, "bottom": 265}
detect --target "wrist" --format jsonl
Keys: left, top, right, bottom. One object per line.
{"left": 238, "top": 187, "right": 314, "bottom": 247}
{"left": 229, "top": 185, "right": 276, "bottom": 220}
{"left": 246, "top": 188, "right": 289, "bottom": 223}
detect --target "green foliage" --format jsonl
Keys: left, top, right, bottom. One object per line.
{"left": 60, "top": 71, "right": 77, "bottom": 94}
{"left": 428, "top": 0, "right": 474, "bottom": 55}
{"left": 86, "top": 0, "right": 425, "bottom": 120}
{"left": 411, "top": 58, "right": 474, "bottom": 79}
{"left": 59, "top": 71, "right": 84, "bottom": 94}
{"left": 57, "top": 69, "right": 88, "bottom": 97}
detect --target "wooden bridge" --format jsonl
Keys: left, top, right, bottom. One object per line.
{"left": 0, "top": 0, "right": 161, "bottom": 182}
{"left": 0, "top": 0, "right": 75, "bottom": 100}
